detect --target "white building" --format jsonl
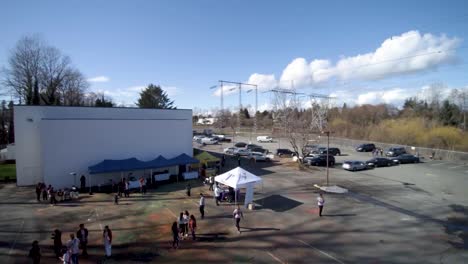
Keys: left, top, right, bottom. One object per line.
{"left": 14, "top": 106, "right": 193, "bottom": 188}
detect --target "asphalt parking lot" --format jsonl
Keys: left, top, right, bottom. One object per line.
{"left": 0, "top": 137, "right": 467, "bottom": 263}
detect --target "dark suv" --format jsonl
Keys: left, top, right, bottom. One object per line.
{"left": 356, "top": 143, "right": 376, "bottom": 152}
{"left": 385, "top": 147, "right": 406, "bottom": 157}
{"left": 319, "top": 147, "right": 341, "bottom": 156}
{"left": 307, "top": 155, "right": 335, "bottom": 166}
{"left": 276, "top": 148, "right": 295, "bottom": 157}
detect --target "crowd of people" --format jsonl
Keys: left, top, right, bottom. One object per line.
{"left": 34, "top": 182, "right": 79, "bottom": 205}
{"left": 28, "top": 223, "right": 112, "bottom": 264}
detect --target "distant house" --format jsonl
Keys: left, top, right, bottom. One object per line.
{"left": 0, "top": 144, "right": 15, "bottom": 161}
{"left": 196, "top": 117, "right": 216, "bottom": 125}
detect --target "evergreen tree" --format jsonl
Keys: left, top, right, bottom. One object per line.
{"left": 136, "top": 84, "right": 175, "bottom": 109}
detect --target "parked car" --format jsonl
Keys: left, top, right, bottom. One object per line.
{"left": 223, "top": 147, "right": 237, "bottom": 155}
{"left": 392, "top": 154, "right": 420, "bottom": 164}
{"left": 307, "top": 155, "right": 335, "bottom": 167}
{"left": 356, "top": 143, "right": 376, "bottom": 152}
{"left": 311, "top": 147, "right": 326, "bottom": 154}
{"left": 193, "top": 135, "right": 204, "bottom": 141}
{"left": 251, "top": 147, "right": 268, "bottom": 154}
{"left": 366, "top": 157, "right": 396, "bottom": 167}
{"left": 385, "top": 147, "right": 407, "bottom": 157}
{"left": 198, "top": 137, "right": 218, "bottom": 145}
{"left": 248, "top": 152, "right": 271, "bottom": 161}
{"left": 234, "top": 142, "right": 248, "bottom": 148}
{"left": 257, "top": 136, "right": 273, "bottom": 143}
{"left": 276, "top": 148, "right": 295, "bottom": 157}
{"left": 303, "top": 144, "right": 320, "bottom": 154}
{"left": 342, "top": 161, "right": 367, "bottom": 171}
{"left": 302, "top": 153, "right": 321, "bottom": 164}
{"left": 319, "top": 147, "right": 341, "bottom": 156}
{"left": 246, "top": 144, "right": 262, "bottom": 150}
{"left": 233, "top": 148, "right": 251, "bottom": 156}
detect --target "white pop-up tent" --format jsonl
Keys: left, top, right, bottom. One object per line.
{"left": 214, "top": 167, "right": 262, "bottom": 207}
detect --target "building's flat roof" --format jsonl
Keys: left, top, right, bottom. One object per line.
{"left": 14, "top": 105, "right": 191, "bottom": 111}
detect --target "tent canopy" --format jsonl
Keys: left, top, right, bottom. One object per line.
{"left": 214, "top": 167, "right": 262, "bottom": 189}
{"left": 88, "top": 154, "right": 198, "bottom": 174}
{"left": 195, "top": 151, "right": 220, "bottom": 167}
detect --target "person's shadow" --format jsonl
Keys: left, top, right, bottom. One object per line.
{"left": 240, "top": 227, "right": 280, "bottom": 233}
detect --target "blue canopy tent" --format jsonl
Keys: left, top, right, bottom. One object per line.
{"left": 88, "top": 153, "right": 199, "bottom": 186}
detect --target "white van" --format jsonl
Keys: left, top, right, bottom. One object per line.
{"left": 257, "top": 136, "right": 273, "bottom": 143}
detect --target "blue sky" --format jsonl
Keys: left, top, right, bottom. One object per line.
{"left": 1, "top": 0, "right": 467, "bottom": 112}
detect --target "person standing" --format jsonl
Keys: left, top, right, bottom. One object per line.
{"left": 178, "top": 212, "right": 185, "bottom": 238}
{"left": 214, "top": 184, "right": 220, "bottom": 206}
{"left": 76, "top": 224, "right": 88, "bottom": 257}
{"left": 186, "top": 183, "right": 191, "bottom": 197}
{"left": 171, "top": 221, "right": 179, "bottom": 249}
{"left": 103, "top": 226, "right": 112, "bottom": 258}
{"left": 80, "top": 175, "right": 86, "bottom": 192}
{"left": 51, "top": 229, "right": 62, "bottom": 258}
{"left": 199, "top": 193, "right": 205, "bottom": 219}
{"left": 28, "top": 240, "right": 41, "bottom": 264}
{"left": 237, "top": 154, "right": 241, "bottom": 167}
{"left": 41, "top": 184, "right": 48, "bottom": 201}
{"left": 67, "top": 234, "right": 80, "bottom": 264}
{"left": 221, "top": 154, "right": 226, "bottom": 167}
{"left": 233, "top": 205, "right": 244, "bottom": 234}
{"left": 183, "top": 211, "right": 190, "bottom": 237}
{"left": 35, "top": 183, "right": 42, "bottom": 202}
{"left": 317, "top": 193, "right": 325, "bottom": 217}
{"left": 208, "top": 176, "right": 214, "bottom": 191}
{"left": 50, "top": 188, "right": 57, "bottom": 205}
{"left": 189, "top": 215, "right": 197, "bottom": 240}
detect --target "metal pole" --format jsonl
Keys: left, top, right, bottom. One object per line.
{"left": 238, "top": 83, "right": 242, "bottom": 138}
{"left": 326, "top": 131, "right": 329, "bottom": 186}
{"left": 254, "top": 85, "right": 258, "bottom": 136}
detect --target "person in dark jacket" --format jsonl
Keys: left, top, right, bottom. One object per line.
{"left": 171, "top": 221, "right": 180, "bottom": 249}
{"left": 51, "top": 229, "right": 62, "bottom": 258}
{"left": 35, "top": 183, "right": 42, "bottom": 202}
{"left": 80, "top": 175, "right": 86, "bottom": 192}
{"left": 28, "top": 240, "right": 41, "bottom": 264}
{"left": 186, "top": 183, "right": 191, "bottom": 197}
{"left": 76, "top": 224, "right": 89, "bottom": 257}
{"left": 41, "top": 184, "right": 48, "bottom": 201}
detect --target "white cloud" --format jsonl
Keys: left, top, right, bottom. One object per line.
{"left": 247, "top": 73, "right": 277, "bottom": 91}
{"left": 87, "top": 76, "right": 110, "bottom": 83}
{"left": 250, "top": 31, "right": 460, "bottom": 90}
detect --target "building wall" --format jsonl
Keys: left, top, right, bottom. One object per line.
{"left": 14, "top": 106, "right": 192, "bottom": 188}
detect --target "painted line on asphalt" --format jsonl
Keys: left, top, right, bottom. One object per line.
{"left": 166, "top": 207, "right": 177, "bottom": 218}
{"left": 430, "top": 162, "right": 445, "bottom": 166}
{"left": 8, "top": 219, "right": 24, "bottom": 256}
{"left": 297, "top": 239, "right": 345, "bottom": 264}
{"left": 267, "top": 251, "right": 286, "bottom": 264}
{"left": 448, "top": 165, "right": 466, "bottom": 169}
{"left": 94, "top": 208, "right": 103, "bottom": 231}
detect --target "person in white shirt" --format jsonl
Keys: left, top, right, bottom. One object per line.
{"left": 199, "top": 193, "right": 205, "bottom": 219}
{"left": 103, "top": 226, "right": 112, "bottom": 257}
{"left": 317, "top": 193, "right": 325, "bottom": 217}
{"left": 233, "top": 205, "right": 244, "bottom": 234}
{"left": 67, "top": 233, "right": 80, "bottom": 264}
{"left": 214, "top": 185, "right": 220, "bottom": 206}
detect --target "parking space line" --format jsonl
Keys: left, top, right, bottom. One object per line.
{"left": 8, "top": 219, "right": 24, "bottom": 256}
{"left": 448, "top": 165, "right": 466, "bottom": 169}
{"left": 267, "top": 251, "right": 286, "bottom": 264}
{"left": 430, "top": 162, "right": 445, "bottom": 166}
{"left": 297, "top": 239, "right": 345, "bottom": 264}
{"left": 165, "top": 207, "right": 177, "bottom": 218}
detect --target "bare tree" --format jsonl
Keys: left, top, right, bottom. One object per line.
{"left": 2, "top": 35, "right": 88, "bottom": 106}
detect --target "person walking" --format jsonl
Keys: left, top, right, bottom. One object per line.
{"left": 80, "top": 175, "right": 86, "bottom": 192}
{"left": 233, "top": 205, "right": 244, "bottom": 234}
{"left": 199, "top": 193, "right": 205, "bottom": 219}
{"left": 103, "top": 226, "right": 112, "bottom": 258}
{"left": 221, "top": 154, "right": 226, "bottom": 167}
{"left": 189, "top": 215, "right": 197, "bottom": 240}
{"left": 214, "top": 184, "right": 220, "bottom": 206}
{"left": 28, "top": 240, "right": 41, "bottom": 264}
{"left": 76, "top": 224, "right": 88, "bottom": 257}
{"left": 52, "top": 229, "right": 62, "bottom": 258}
{"left": 186, "top": 183, "right": 191, "bottom": 197}
{"left": 171, "top": 221, "right": 180, "bottom": 249}
{"left": 35, "top": 183, "right": 42, "bottom": 202}
{"left": 317, "top": 193, "right": 325, "bottom": 217}
{"left": 237, "top": 154, "right": 241, "bottom": 167}
{"left": 50, "top": 188, "right": 57, "bottom": 205}
{"left": 67, "top": 233, "right": 80, "bottom": 264}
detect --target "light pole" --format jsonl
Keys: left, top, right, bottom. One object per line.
{"left": 246, "top": 84, "right": 258, "bottom": 138}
